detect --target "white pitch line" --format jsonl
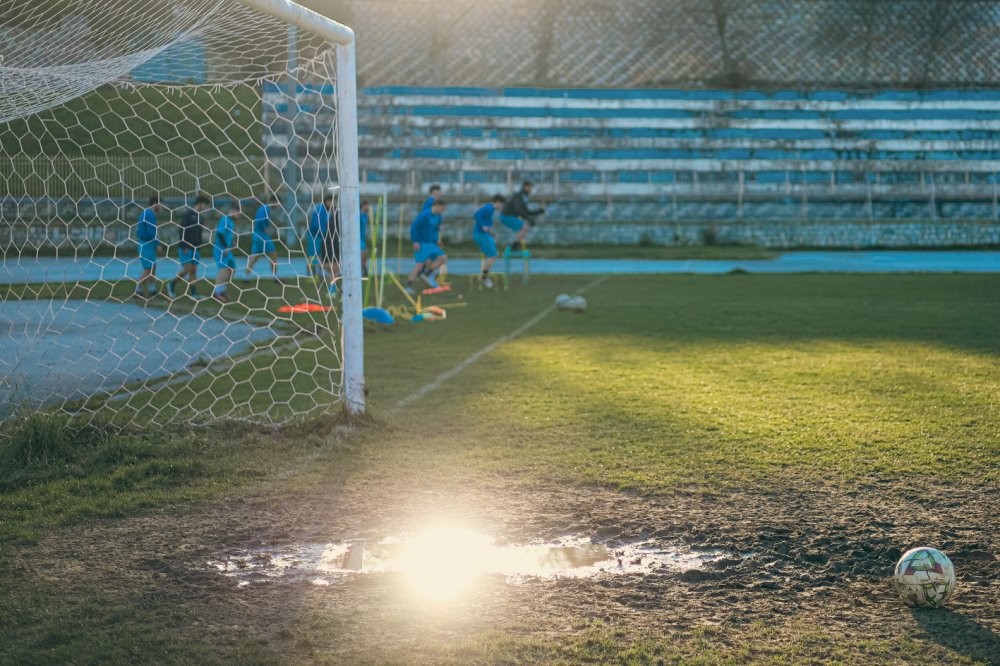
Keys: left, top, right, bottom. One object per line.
{"left": 387, "top": 276, "right": 608, "bottom": 416}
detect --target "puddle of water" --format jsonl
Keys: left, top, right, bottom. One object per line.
{"left": 208, "top": 530, "right": 730, "bottom": 591}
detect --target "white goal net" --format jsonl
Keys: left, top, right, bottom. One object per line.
{"left": 0, "top": 0, "right": 364, "bottom": 427}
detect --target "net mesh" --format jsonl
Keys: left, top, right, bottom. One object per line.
{"left": 343, "top": 0, "right": 1000, "bottom": 88}
{"left": 1, "top": 0, "right": 347, "bottom": 426}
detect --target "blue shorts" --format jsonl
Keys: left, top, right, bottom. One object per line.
{"left": 137, "top": 241, "right": 157, "bottom": 270}
{"left": 178, "top": 247, "right": 200, "bottom": 266}
{"left": 499, "top": 215, "right": 525, "bottom": 232}
{"left": 214, "top": 249, "right": 236, "bottom": 270}
{"left": 473, "top": 232, "right": 497, "bottom": 258}
{"left": 414, "top": 242, "right": 444, "bottom": 264}
{"left": 252, "top": 235, "right": 276, "bottom": 255}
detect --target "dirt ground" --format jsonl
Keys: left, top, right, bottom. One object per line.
{"left": 12, "top": 458, "right": 999, "bottom": 664}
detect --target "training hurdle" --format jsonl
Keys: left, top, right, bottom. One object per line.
{"left": 503, "top": 243, "right": 531, "bottom": 286}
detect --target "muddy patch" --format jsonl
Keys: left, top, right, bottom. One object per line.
{"left": 13, "top": 476, "right": 1000, "bottom": 663}
{"left": 208, "top": 530, "right": 741, "bottom": 590}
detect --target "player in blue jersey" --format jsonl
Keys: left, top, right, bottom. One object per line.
{"left": 245, "top": 194, "right": 280, "bottom": 283}
{"left": 500, "top": 180, "right": 545, "bottom": 248}
{"left": 421, "top": 184, "right": 442, "bottom": 211}
{"left": 307, "top": 192, "right": 333, "bottom": 278}
{"left": 319, "top": 204, "right": 341, "bottom": 297}
{"left": 360, "top": 200, "right": 371, "bottom": 278}
{"left": 472, "top": 194, "right": 506, "bottom": 289}
{"left": 406, "top": 198, "right": 447, "bottom": 295}
{"left": 167, "top": 193, "right": 210, "bottom": 298}
{"left": 212, "top": 200, "right": 241, "bottom": 303}
{"left": 134, "top": 194, "right": 163, "bottom": 298}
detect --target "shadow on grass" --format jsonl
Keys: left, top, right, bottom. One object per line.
{"left": 912, "top": 607, "right": 1000, "bottom": 664}
{"left": 561, "top": 274, "right": 1000, "bottom": 356}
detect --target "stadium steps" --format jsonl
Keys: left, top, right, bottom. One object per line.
{"left": 303, "top": 87, "right": 994, "bottom": 220}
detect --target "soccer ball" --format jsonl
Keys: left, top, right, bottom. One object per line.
{"left": 569, "top": 296, "right": 587, "bottom": 312}
{"left": 894, "top": 547, "right": 956, "bottom": 608}
{"left": 555, "top": 294, "right": 572, "bottom": 309}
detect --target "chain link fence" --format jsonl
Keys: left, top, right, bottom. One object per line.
{"left": 315, "top": 0, "right": 1000, "bottom": 89}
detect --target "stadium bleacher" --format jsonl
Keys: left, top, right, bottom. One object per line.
{"left": 5, "top": 85, "right": 999, "bottom": 251}
{"left": 346, "top": 87, "right": 1000, "bottom": 224}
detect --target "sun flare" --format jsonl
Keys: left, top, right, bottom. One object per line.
{"left": 397, "top": 526, "right": 497, "bottom": 602}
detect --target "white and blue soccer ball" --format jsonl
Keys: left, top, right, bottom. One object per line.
{"left": 894, "top": 546, "right": 956, "bottom": 608}
{"left": 556, "top": 294, "right": 587, "bottom": 312}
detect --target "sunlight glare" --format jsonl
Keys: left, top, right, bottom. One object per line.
{"left": 397, "top": 525, "right": 495, "bottom": 602}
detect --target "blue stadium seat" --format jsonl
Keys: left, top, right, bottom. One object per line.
{"left": 257, "top": 85, "right": 1000, "bottom": 222}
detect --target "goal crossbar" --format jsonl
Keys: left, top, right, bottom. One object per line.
{"left": 239, "top": 0, "right": 355, "bottom": 45}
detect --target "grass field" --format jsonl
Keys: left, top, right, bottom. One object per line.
{"left": 0, "top": 84, "right": 264, "bottom": 200}
{"left": 1, "top": 273, "right": 999, "bottom": 664}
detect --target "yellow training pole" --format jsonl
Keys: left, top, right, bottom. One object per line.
{"left": 379, "top": 192, "right": 388, "bottom": 307}
{"left": 396, "top": 202, "right": 404, "bottom": 274}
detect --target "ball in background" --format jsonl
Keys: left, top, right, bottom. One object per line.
{"left": 569, "top": 296, "right": 587, "bottom": 312}
{"left": 555, "top": 293, "right": 572, "bottom": 309}
{"left": 894, "top": 547, "right": 956, "bottom": 608}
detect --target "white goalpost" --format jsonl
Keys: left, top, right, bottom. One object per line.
{"left": 0, "top": 0, "right": 365, "bottom": 425}
{"left": 243, "top": 0, "right": 365, "bottom": 416}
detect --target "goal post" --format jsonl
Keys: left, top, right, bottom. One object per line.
{"left": 240, "top": 0, "right": 365, "bottom": 415}
{"left": 0, "top": 0, "right": 365, "bottom": 425}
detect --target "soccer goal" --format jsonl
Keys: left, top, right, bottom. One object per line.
{"left": 0, "top": 0, "right": 364, "bottom": 426}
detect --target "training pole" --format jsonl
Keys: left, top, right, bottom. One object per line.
{"left": 379, "top": 193, "right": 388, "bottom": 307}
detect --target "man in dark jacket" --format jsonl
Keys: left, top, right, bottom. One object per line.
{"left": 500, "top": 180, "right": 545, "bottom": 247}
{"left": 167, "top": 193, "right": 210, "bottom": 298}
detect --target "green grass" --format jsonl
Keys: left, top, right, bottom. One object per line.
{"left": 0, "top": 84, "right": 264, "bottom": 199}
{"left": 358, "top": 274, "right": 1000, "bottom": 490}
{"left": 1, "top": 85, "right": 261, "bottom": 158}
{"left": 1, "top": 273, "right": 998, "bottom": 663}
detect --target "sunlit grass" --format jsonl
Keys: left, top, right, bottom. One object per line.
{"left": 370, "top": 273, "right": 1000, "bottom": 489}
{"left": 1, "top": 273, "right": 998, "bottom": 663}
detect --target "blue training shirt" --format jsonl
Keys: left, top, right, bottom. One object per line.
{"left": 421, "top": 196, "right": 436, "bottom": 211}
{"left": 360, "top": 210, "right": 369, "bottom": 249}
{"left": 409, "top": 208, "right": 440, "bottom": 244}
{"left": 428, "top": 210, "right": 441, "bottom": 243}
{"left": 137, "top": 208, "right": 157, "bottom": 243}
{"left": 215, "top": 215, "right": 234, "bottom": 252}
{"left": 473, "top": 203, "right": 495, "bottom": 235}
{"left": 308, "top": 203, "right": 329, "bottom": 241}
{"left": 253, "top": 204, "right": 272, "bottom": 239}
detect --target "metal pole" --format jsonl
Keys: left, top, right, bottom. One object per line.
{"left": 993, "top": 174, "right": 998, "bottom": 222}
{"left": 801, "top": 168, "right": 808, "bottom": 221}
{"left": 283, "top": 24, "right": 299, "bottom": 250}
{"left": 379, "top": 192, "right": 388, "bottom": 306}
{"left": 866, "top": 175, "right": 874, "bottom": 222}
{"left": 737, "top": 170, "right": 744, "bottom": 221}
{"left": 929, "top": 172, "right": 937, "bottom": 220}
{"left": 396, "top": 203, "right": 404, "bottom": 274}
{"left": 336, "top": 39, "right": 365, "bottom": 414}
